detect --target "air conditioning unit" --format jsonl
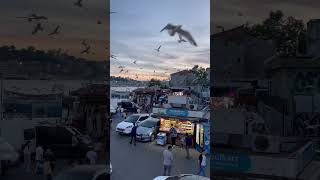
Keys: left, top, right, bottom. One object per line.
{"left": 188, "top": 104, "right": 198, "bottom": 111}
{"left": 251, "top": 134, "right": 280, "bottom": 153}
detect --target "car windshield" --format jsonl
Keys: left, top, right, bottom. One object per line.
{"left": 54, "top": 172, "right": 94, "bottom": 180}
{"left": 140, "top": 120, "right": 157, "bottom": 128}
{"left": 124, "top": 115, "right": 139, "bottom": 123}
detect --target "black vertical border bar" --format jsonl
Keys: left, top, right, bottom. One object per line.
{"left": 210, "top": 0, "right": 214, "bottom": 179}
{"left": 105, "top": 0, "right": 111, "bottom": 172}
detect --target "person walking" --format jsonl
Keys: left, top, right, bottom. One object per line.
{"left": 185, "top": 133, "right": 193, "bottom": 159}
{"left": 169, "top": 124, "right": 178, "bottom": 147}
{"left": 198, "top": 150, "right": 207, "bottom": 177}
{"left": 85, "top": 147, "right": 98, "bottom": 165}
{"left": 43, "top": 157, "right": 52, "bottom": 180}
{"left": 44, "top": 148, "right": 56, "bottom": 172}
{"left": 23, "top": 141, "right": 32, "bottom": 172}
{"left": 130, "top": 123, "right": 138, "bottom": 146}
{"left": 35, "top": 145, "right": 44, "bottom": 175}
{"left": 163, "top": 145, "right": 173, "bottom": 176}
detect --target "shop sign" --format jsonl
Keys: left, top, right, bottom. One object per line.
{"left": 153, "top": 107, "right": 204, "bottom": 118}
{"left": 166, "top": 108, "right": 188, "bottom": 117}
{"left": 213, "top": 152, "right": 251, "bottom": 172}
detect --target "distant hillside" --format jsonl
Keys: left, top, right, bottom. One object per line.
{"left": 111, "top": 76, "right": 147, "bottom": 87}
{"left": 0, "top": 45, "right": 107, "bottom": 80}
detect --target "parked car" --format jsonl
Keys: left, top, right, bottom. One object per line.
{"left": 136, "top": 117, "right": 160, "bottom": 142}
{"left": 116, "top": 114, "right": 149, "bottom": 134}
{"left": 53, "top": 165, "right": 110, "bottom": 180}
{"left": 117, "top": 101, "right": 138, "bottom": 113}
{"left": 153, "top": 174, "right": 209, "bottom": 180}
{"left": 35, "top": 125, "right": 92, "bottom": 158}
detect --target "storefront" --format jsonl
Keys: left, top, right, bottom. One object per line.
{"left": 159, "top": 116, "right": 196, "bottom": 146}
{"left": 153, "top": 107, "right": 208, "bottom": 151}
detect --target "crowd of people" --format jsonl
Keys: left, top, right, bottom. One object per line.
{"left": 20, "top": 136, "right": 104, "bottom": 180}
{"left": 162, "top": 145, "right": 207, "bottom": 177}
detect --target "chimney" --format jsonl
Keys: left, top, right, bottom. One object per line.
{"left": 307, "top": 19, "right": 320, "bottom": 56}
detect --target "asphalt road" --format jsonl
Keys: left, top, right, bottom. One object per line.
{"left": 110, "top": 113, "right": 210, "bottom": 180}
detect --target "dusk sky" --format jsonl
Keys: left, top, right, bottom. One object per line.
{"left": 0, "top": 0, "right": 108, "bottom": 61}
{"left": 110, "top": 0, "right": 210, "bottom": 81}
{"left": 212, "top": 0, "right": 320, "bottom": 34}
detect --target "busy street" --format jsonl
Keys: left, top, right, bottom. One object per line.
{"left": 110, "top": 113, "right": 210, "bottom": 180}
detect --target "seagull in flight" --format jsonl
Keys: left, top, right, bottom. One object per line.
{"left": 160, "top": 23, "right": 197, "bottom": 46}
{"left": 80, "top": 45, "right": 91, "bottom": 54}
{"left": 111, "top": 54, "right": 117, "bottom": 59}
{"left": 118, "top": 66, "right": 125, "bottom": 69}
{"left": 119, "top": 69, "right": 124, "bottom": 73}
{"left": 74, "top": 0, "right": 83, "bottom": 7}
{"left": 17, "top": 14, "right": 48, "bottom": 22}
{"left": 133, "top": 60, "right": 137, "bottom": 64}
{"left": 81, "top": 40, "right": 88, "bottom": 47}
{"left": 32, "top": 23, "right": 44, "bottom": 35}
{"left": 48, "top": 25, "right": 60, "bottom": 36}
{"left": 125, "top": 70, "right": 129, "bottom": 73}
{"left": 155, "top": 45, "right": 161, "bottom": 52}
{"left": 178, "top": 38, "right": 187, "bottom": 43}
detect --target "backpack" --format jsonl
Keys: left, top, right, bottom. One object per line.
{"left": 170, "top": 128, "right": 177, "bottom": 137}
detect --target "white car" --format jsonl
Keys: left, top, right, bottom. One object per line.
{"left": 153, "top": 174, "right": 209, "bottom": 180}
{"left": 116, "top": 114, "right": 149, "bottom": 134}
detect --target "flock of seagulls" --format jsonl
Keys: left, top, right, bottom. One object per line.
{"left": 112, "top": 22, "right": 198, "bottom": 80}
{"left": 16, "top": 2, "right": 117, "bottom": 56}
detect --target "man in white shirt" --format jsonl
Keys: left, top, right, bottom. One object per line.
{"left": 198, "top": 150, "right": 207, "bottom": 177}
{"left": 163, "top": 145, "right": 173, "bottom": 176}
{"left": 35, "top": 145, "right": 44, "bottom": 175}
{"left": 86, "top": 148, "right": 98, "bottom": 165}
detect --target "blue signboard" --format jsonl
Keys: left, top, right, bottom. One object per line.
{"left": 165, "top": 108, "right": 188, "bottom": 117}
{"left": 213, "top": 152, "right": 251, "bottom": 172}
{"left": 203, "top": 123, "right": 210, "bottom": 155}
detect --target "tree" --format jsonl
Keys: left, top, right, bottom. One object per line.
{"left": 148, "top": 78, "right": 162, "bottom": 87}
{"left": 191, "top": 65, "right": 209, "bottom": 88}
{"left": 249, "top": 10, "right": 306, "bottom": 56}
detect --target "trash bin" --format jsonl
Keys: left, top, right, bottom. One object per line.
{"left": 156, "top": 133, "right": 167, "bottom": 146}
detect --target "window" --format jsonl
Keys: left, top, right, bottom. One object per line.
{"left": 139, "top": 116, "right": 149, "bottom": 121}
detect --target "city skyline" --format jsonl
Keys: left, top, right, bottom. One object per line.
{"left": 110, "top": 0, "right": 210, "bottom": 81}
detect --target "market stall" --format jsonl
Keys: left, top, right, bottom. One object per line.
{"left": 159, "top": 116, "right": 195, "bottom": 146}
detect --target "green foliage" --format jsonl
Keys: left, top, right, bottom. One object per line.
{"left": 191, "top": 65, "right": 209, "bottom": 88}
{"left": 148, "top": 78, "right": 162, "bottom": 87}
{"left": 248, "top": 10, "right": 306, "bottom": 56}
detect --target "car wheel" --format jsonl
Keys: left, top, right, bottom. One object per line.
{"left": 151, "top": 134, "right": 155, "bottom": 141}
